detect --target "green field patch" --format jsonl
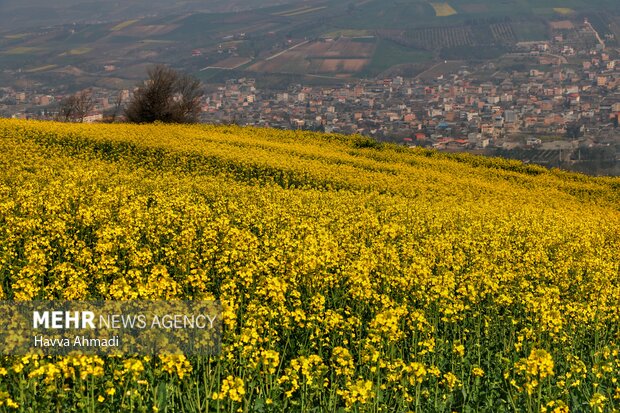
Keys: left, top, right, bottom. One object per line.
{"left": 351, "top": 37, "right": 377, "bottom": 43}
{"left": 162, "top": 13, "right": 241, "bottom": 41}
{"left": 440, "top": 44, "right": 508, "bottom": 60}
{"left": 365, "top": 39, "right": 432, "bottom": 75}
{"left": 532, "top": 8, "right": 557, "bottom": 16}
{"left": 512, "top": 20, "right": 549, "bottom": 41}
{"left": 459, "top": 3, "right": 490, "bottom": 13}
{"left": 323, "top": 29, "right": 374, "bottom": 38}
{"left": 331, "top": 0, "right": 437, "bottom": 29}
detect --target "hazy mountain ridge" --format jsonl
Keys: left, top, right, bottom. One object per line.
{"left": 0, "top": 0, "right": 303, "bottom": 31}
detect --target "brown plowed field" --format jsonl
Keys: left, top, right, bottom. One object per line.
{"left": 249, "top": 38, "right": 374, "bottom": 74}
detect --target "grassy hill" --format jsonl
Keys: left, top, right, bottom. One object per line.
{"left": 0, "top": 119, "right": 619, "bottom": 412}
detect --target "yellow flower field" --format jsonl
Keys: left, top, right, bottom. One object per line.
{"left": 430, "top": 3, "right": 458, "bottom": 17}
{"left": 0, "top": 119, "right": 619, "bottom": 412}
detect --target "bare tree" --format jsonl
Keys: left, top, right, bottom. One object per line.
{"left": 57, "top": 96, "right": 77, "bottom": 122}
{"left": 56, "top": 89, "right": 95, "bottom": 122}
{"left": 74, "top": 90, "right": 95, "bottom": 122}
{"left": 174, "top": 72, "right": 203, "bottom": 123}
{"left": 106, "top": 90, "right": 126, "bottom": 123}
{"left": 124, "top": 65, "right": 203, "bottom": 124}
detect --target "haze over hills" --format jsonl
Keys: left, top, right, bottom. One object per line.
{"left": 0, "top": 0, "right": 304, "bottom": 31}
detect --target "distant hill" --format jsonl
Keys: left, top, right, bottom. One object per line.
{"left": 1, "top": 0, "right": 618, "bottom": 87}
{"left": 0, "top": 0, "right": 305, "bottom": 31}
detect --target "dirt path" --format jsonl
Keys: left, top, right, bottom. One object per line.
{"left": 265, "top": 40, "right": 310, "bottom": 61}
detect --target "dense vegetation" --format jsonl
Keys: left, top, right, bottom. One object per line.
{"left": 0, "top": 119, "right": 619, "bottom": 412}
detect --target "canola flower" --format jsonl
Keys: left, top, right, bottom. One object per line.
{"left": 0, "top": 119, "right": 618, "bottom": 412}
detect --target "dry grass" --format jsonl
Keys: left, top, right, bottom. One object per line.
{"left": 553, "top": 7, "right": 575, "bottom": 15}
{"left": 549, "top": 20, "right": 575, "bottom": 30}
{"left": 3, "top": 47, "right": 43, "bottom": 54}
{"left": 430, "top": 2, "right": 458, "bottom": 17}
{"left": 110, "top": 19, "right": 139, "bottom": 31}
{"left": 24, "top": 64, "right": 58, "bottom": 73}
{"left": 318, "top": 58, "right": 369, "bottom": 72}
{"left": 68, "top": 47, "right": 93, "bottom": 55}
{"left": 4, "top": 33, "right": 30, "bottom": 40}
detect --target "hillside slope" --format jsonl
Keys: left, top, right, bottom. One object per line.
{"left": 0, "top": 119, "right": 619, "bottom": 412}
